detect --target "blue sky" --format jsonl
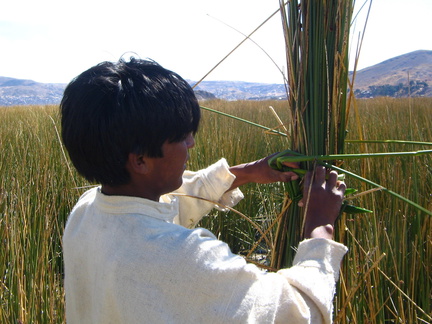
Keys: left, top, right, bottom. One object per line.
{"left": 1, "top": 0, "right": 431, "bottom": 84}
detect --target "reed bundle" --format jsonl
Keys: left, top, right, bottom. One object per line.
{"left": 271, "top": 0, "right": 354, "bottom": 268}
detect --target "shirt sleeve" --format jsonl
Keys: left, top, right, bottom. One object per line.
{"left": 173, "top": 158, "right": 244, "bottom": 228}
{"left": 184, "top": 232, "right": 348, "bottom": 324}
{"left": 277, "top": 238, "right": 348, "bottom": 323}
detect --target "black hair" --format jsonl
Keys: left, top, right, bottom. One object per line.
{"left": 60, "top": 57, "right": 200, "bottom": 186}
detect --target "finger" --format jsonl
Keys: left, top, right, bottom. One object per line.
{"left": 336, "top": 180, "right": 347, "bottom": 194}
{"left": 285, "top": 172, "right": 299, "bottom": 181}
{"left": 314, "top": 166, "right": 326, "bottom": 185}
{"left": 281, "top": 161, "right": 300, "bottom": 169}
{"left": 325, "top": 170, "right": 338, "bottom": 190}
{"left": 277, "top": 172, "right": 299, "bottom": 182}
{"left": 298, "top": 198, "right": 304, "bottom": 207}
{"left": 303, "top": 170, "right": 312, "bottom": 190}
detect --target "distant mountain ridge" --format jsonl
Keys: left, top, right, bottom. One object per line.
{"left": 0, "top": 76, "right": 65, "bottom": 106}
{"left": 353, "top": 50, "right": 432, "bottom": 97}
{"left": 1, "top": 50, "right": 431, "bottom": 106}
{"left": 192, "top": 80, "right": 287, "bottom": 101}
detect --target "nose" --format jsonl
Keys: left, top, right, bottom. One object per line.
{"left": 186, "top": 133, "right": 195, "bottom": 149}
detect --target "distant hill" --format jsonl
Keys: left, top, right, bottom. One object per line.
{"left": 352, "top": 50, "right": 432, "bottom": 98}
{"left": 193, "top": 50, "right": 432, "bottom": 100}
{"left": 0, "top": 76, "right": 66, "bottom": 106}
{"left": 192, "top": 89, "right": 217, "bottom": 101}
{"left": 0, "top": 77, "right": 286, "bottom": 106}
{"left": 0, "top": 50, "right": 431, "bottom": 106}
{"left": 192, "top": 80, "right": 287, "bottom": 101}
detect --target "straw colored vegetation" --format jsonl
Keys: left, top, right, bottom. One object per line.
{"left": 0, "top": 98, "right": 431, "bottom": 323}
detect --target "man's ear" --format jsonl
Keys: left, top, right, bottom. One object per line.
{"left": 126, "top": 153, "right": 150, "bottom": 175}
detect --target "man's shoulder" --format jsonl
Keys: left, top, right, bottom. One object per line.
{"left": 74, "top": 186, "right": 99, "bottom": 207}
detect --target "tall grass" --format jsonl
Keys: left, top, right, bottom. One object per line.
{"left": 0, "top": 106, "right": 86, "bottom": 323}
{"left": 337, "top": 97, "right": 432, "bottom": 323}
{"left": 0, "top": 98, "right": 431, "bottom": 322}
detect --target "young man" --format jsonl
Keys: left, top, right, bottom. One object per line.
{"left": 61, "top": 57, "right": 347, "bottom": 323}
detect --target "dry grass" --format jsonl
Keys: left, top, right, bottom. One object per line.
{"left": 0, "top": 98, "right": 431, "bottom": 322}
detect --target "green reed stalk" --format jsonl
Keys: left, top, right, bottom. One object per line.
{"left": 323, "top": 162, "right": 432, "bottom": 216}
{"left": 346, "top": 139, "right": 432, "bottom": 146}
{"left": 200, "top": 105, "right": 287, "bottom": 136}
{"left": 274, "top": 149, "right": 432, "bottom": 163}
{"left": 272, "top": 0, "right": 353, "bottom": 268}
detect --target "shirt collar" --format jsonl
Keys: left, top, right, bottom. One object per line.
{"left": 93, "top": 187, "right": 179, "bottom": 223}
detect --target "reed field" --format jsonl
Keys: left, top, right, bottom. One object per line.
{"left": 0, "top": 98, "right": 431, "bottom": 323}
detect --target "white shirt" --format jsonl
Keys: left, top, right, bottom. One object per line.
{"left": 63, "top": 159, "right": 347, "bottom": 323}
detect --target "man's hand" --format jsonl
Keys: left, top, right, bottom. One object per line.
{"left": 301, "top": 166, "right": 346, "bottom": 239}
{"left": 228, "top": 154, "right": 300, "bottom": 191}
